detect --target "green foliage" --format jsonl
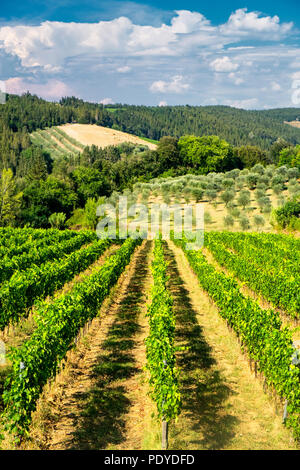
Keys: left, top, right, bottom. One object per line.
{"left": 174, "top": 233, "right": 300, "bottom": 440}
{"left": 239, "top": 215, "right": 251, "bottom": 231}
{"left": 253, "top": 214, "right": 265, "bottom": 230}
{"left": 273, "top": 198, "right": 300, "bottom": 229}
{"left": 83, "top": 197, "right": 106, "bottom": 230}
{"left": 178, "top": 135, "right": 238, "bottom": 174}
{"left": 105, "top": 104, "right": 300, "bottom": 150}
{"left": 221, "top": 189, "right": 235, "bottom": 207}
{"left": 0, "top": 169, "right": 23, "bottom": 226}
{"left": 48, "top": 212, "right": 66, "bottom": 229}
{"left": 237, "top": 190, "right": 251, "bottom": 209}
{"left": 205, "top": 231, "right": 300, "bottom": 318}
{"left": 146, "top": 238, "right": 181, "bottom": 422}
{"left": 0, "top": 231, "right": 99, "bottom": 327}
{"left": 234, "top": 146, "right": 269, "bottom": 168}
{"left": 224, "top": 215, "right": 235, "bottom": 228}
{"left": 2, "top": 237, "right": 140, "bottom": 437}
{"left": 156, "top": 136, "right": 181, "bottom": 171}
{"left": 20, "top": 176, "right": 77, "bottom": 228}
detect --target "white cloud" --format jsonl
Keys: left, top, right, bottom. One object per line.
{"left": 158, "top": 100, "right": 168, "bottom": 106}
{"left": 228, "top": 73, "right": 244, "bottom": 85}
{"left": 150, "top": 75, "right": 189, "bottom": 94}
{"left": 210, "top": 56, "right": 239, "bottom": 72}
{"left": 170, "top": 10, "right": 212, "bottom": 34}
{"left": 5, "top": 77, "right": 71, "bottom": 99}
{"left": 0, "top": 9, "right": 297, "bottom": 108}
{"left": 117, "top": 66, "right": 131, "bottom": 73}
{"left": 100, "top": 97, "right": 115, "bottom": 105}
{"left": 271, "top": 81, "right": 281, "bottom": 91}
{"left": 221, "top": 8, "right": 293, "bottom": 39}
{"left": 225, "top": 98, "right": 259, "bottom": 109}
{"left": 291, "top": 71, "right": 300, "bottom": 81}
{"left": 0, "top": 9, "right": 294, "bottom": 72}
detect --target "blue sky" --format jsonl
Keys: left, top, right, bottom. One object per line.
{"left": 0, "top": 1, "right": 299, "bottom": 108}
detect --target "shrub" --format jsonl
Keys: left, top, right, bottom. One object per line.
{"left": 48, "top": 212, "right": 66, "bottom": 229}
{"left": 253, "top": 214, "right": 265, "bottom": 230}
{"left": 224, "top": 215, "right": 235, "bottom": 228}
{"left": 239, "top": 215, "right": 251, "bottom": 231}
{"left": 273, "top": 198, "right": 300, "bottom": 228}
{"left": 221, "top": 189, "right": 236, "bottom": 207}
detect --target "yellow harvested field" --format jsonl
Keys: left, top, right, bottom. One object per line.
{"left": 284, "top": 120, "right": 300, "bottom": 129}
{"left": 59, "top": 123, "right": 157, "bottom": 150}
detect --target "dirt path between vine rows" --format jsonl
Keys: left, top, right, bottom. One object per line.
{"left": 28, "top": 240, "right": 158, "bottom": 450}
{"left": 164, "top": 240, "right": 297, "bottom": 450}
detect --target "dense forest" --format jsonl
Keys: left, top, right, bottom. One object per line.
{"left": 104, "top": 104, "right": 300, "bottom": 149}
{"left": 0, "top": 92, "right": 299, "bottom": 229}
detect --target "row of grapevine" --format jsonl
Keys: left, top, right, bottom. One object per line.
{"left": 0, "top": 231, "right": 97, "bottom": 284}
{"left": 205, "top": 232, "right": 299, "bottom": 318}
{"left": 221, "top": 231, "right": 300, "bottom": 259}
{"left": 0, "top": 238, "right": 113, "bottom": 329}
{"left": 172, "top": 236, "right": 300, "bottom": 440}
{"left": 2, "top": 237, "right": 141, "bottom": 437}
{"left": 50, "top": 127, "right": 85, "bottom": 151}
{"left": 0, "top": 227, "right": 78, "bottom": 250}
{"left": 31, "top": 130, "right": 68, "bottom": 157}
{"left": 207, "top": 231, "right": 300, "bottom": 273}
{"left": 47, "top": 128, "right": 80, "bottom": 154}
{"left": 145, "top": 238, "right": 181, "bottom": 440}
{"left": 0, "top": 228, "right": 80, "bottom": 260}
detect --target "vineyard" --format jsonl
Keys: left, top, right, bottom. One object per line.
{"left": 30, "top": 127, "right": 84, "bottom": 159}
{"left": 30, "top": 124, "right": 157, "bottom": 160}
{"left": 0, "top": 227, "right": 299, "bottom": 450}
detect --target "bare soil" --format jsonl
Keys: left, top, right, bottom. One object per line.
{"left": 28, "top": 240, "right": 158, "bottom": 450}
{"left": 164, "top": 239, "right": 297, "bottom": 450}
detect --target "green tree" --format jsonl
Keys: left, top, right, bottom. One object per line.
{"left": 278, "top": 145, "right": 300, "bottom": 169}
{"left": 237, "top": 190, "right": 251, "bottom": 210}
{"left": 156, "top": 136, "right": 181, "bottom": 171}
{"left": 224, "top": 214, "right": 235, "bottom": 228}
{"left": 221, "top": 189, "right": 235, "bottom": 207}
{"left": 0, "top": 168, "right": 23, "bottom": 226}
{"left": 178, "top": 135, "right": 238, "bottom": 174}
{"left": 20, "top": 176, "right": 77, "bottom": 227}
{"left": 253, "top": 214, "right": 265, "bottom": 231}
{"left": 234, "top": 145, "right": 268, "bottom": 168}
{"left": 239, "top": 215, "right": 251, "bottom": 231}
{"left": 84, "top": 197, "right": 106, "bottom": 230}
{"left": 72, "top": 167, "right": 111, "bottom": 206}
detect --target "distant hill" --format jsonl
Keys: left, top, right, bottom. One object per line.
{"left": 103, "top": 105, "right": 300, "bottom": 150}
{"left": 1, "top": 93, "right": 300, "bottom": 174}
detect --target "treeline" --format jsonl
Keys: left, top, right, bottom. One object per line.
{"left": 2, "top": 93, "right": 300, "bottom": 173}
{"left": 103, "top": 105, "right": 300, "bottom": 150}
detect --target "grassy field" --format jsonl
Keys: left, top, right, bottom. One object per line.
{"left": 59, "top": 124, "right": 158, "bottom": 150}
{"left": 30, "top": 124, "right": 158, "bottom": 159}
{"left": 285, "top": 121, "right": 300, "bottom": 129}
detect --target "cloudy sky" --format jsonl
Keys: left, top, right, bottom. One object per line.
{"left": 0, "top": 0, "right": 299, "bottom": 109}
